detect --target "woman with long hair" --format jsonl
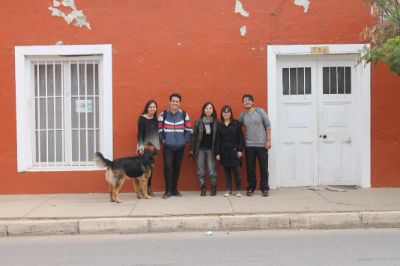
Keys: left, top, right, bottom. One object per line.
{"left": 137, "top": 99, "right": 160, "bottom": 196}
{"left": 190, "top": 101, "right": 219, "bottom": 196}
{"left": 215, "top": 105, "right": 245, "bottom": 197}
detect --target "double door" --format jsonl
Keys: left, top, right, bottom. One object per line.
{"left": 278, "top": 58, "right": 356, "bottom": 187}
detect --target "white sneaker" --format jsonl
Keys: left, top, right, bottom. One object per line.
{"left": 236, "top": 191, "right": 242, "bottom": 197}
{"left": 224, "top": 191, "right": 231, "bottom": 197}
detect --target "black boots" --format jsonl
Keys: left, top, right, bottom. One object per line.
{"left": 200, "top": 185, "right": 206, "bottom": 196}
{"left": 210, "top": 185, "right": 217, "bottom": 196}
{"left": 200, "top": 185, "right": 217, "bottom": 196}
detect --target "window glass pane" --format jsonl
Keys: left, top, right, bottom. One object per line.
{"left": 39, "top": 64, "right": 46, "bottom": 97}
{"left": 47, "top": 64, "right": 54, "bottom": 97}
{"left": 87, "top": 97, "right": 96, "bottom": 128}
{"left": 305, "top": 67, "right": 311, "bottom": 94}
{"left": 345, "top": 67, "right": 351, "bottom": 94}
{"left": 39, "top": 131, "right": 47, "bottom": 163}
{"left": 55, "top": 64, "right": 62, "bottom": 96}
{"left": 88, "top": 130, "right": 96, "bottom": 160}
{"left": 330, "top": 67, "right": 337, "bottom": 94}
{"left": 39, "top": 98, "right": 46, "bottom": 129}
{"left": 323, "top": 67, "right": 329, "bottom": 94}
{"left": 56, "top": 130, "right": 63, "bottom": 162}
{"left": 297, "top": 68, "right": 304, "bottom": 95}
{"left": 80, "top": 130, "right": 88, "bottom": 162}
{"left": 95, "top": 64, "right": 99, "bottom": 95}
{"left": 48, "top": 131, "right": 55, "bottom": 162}
{"left": 282, "top": 68, "right": 289, "bottom": 95}
{"left": 290, "top": 68, "right": 297, "bottom": 95}
{"left": 35, "top": 98, "right": 39, "bottom": 129}
{"left": 79, "top": 64, "right": 86, "bottom": 95}
{"left": 337, "top": 67, "right": 345, "bottom": 94}
{"left": 56, "top": 97, "right": 63, "bottom": 129}
{"left": 71, "top": 64, "right": 78, "bottom": 96}
{"left": 47, "top": 98, "right": 55, "bottom": 129}
{"left": 87, "top": 64, "right": 94, "bottom": 95}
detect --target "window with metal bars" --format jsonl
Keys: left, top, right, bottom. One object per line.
{"left": 33, "top": 60, "right": 100, "bottom": 167}
{"left": 323, "top": 66, "right": 351, "bottom": 94}
{"left": 282, "top": 67, "right": 312, "bottom": 95}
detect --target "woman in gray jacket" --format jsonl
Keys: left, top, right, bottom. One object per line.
{"left": 190, "top": 101, "right": 218, "bottom": 196}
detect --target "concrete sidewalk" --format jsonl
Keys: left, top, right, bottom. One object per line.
{"left": 1, "top": 187, "right": 400, "bottom": 237}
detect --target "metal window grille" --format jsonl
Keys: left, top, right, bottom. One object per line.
{"left": 323, "top": 66, "right": 351, "bottom": 94}
{"left": 32, "top": 58, "right": 100, "bottom": 168}
{"left": 282, "top": 67, "right": 312, "bottom": 95}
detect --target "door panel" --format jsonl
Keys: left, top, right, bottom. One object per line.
{"left": 279, "top": 62, "right": 317, "bottom": 187}
{"left": 318, "top": 62, "right": 355, "bottom": 185}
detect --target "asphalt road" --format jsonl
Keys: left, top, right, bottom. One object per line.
{"left": 1, "top": 229, "right": 400, "bottom": 266}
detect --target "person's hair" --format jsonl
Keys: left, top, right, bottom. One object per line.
{"left": 220, "top": 105, "right": 234, "bottom": 122}
{"left": 242, "top": 94, "right": 254, "bottom": 102}
{"left": 142, "top": 99, "right": 158, "bottom": 116}
{"left": 200, "top": 101, "right": 217, "bottom": 119}
{"left": 169, "top": 93, "right": 182, "bottom": 102}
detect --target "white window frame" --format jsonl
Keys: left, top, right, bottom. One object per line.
{"left": 267, "top": 44, "right": 371, "bottom": 188}
{"left": 15, "top": 44, "right": 113, "bottom": 172}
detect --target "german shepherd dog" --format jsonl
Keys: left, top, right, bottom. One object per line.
{"left": 94, "top": 143, "right": 157, "bottom": 203}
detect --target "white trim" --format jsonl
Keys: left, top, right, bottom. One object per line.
{"left": 267, "top": 44, "right": 371, "bottom": 188}
{"left": 15, "top": 44, "right": 113, "bottom": 172}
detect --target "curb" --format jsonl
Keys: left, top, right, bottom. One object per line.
{"left": 2, "top": 211, "right": 400, "bottom": 237}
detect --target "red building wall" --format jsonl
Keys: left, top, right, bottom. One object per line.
{"left": 0, "top": 0, "right": 398, "bottom": 194}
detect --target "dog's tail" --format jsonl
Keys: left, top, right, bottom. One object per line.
{"left": 94, "top": 152, "right": 113, "bottom": 169}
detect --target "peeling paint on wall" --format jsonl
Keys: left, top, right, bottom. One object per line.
{"left": 48, "top": 0, "right": 91, "bottom": 29}
{"left": 235, "top": 0, "right": 249, "bottom": 17}
{"left": 293, "top": 0, "right": 310, "bottom": 13}
{"left": 240, "top": 25, "right": 247, "bottom": 36}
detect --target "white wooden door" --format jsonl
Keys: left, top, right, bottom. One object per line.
{"left": 278, "top": 60, "right": 318, "bottom": 186}
{"left": 278, "top": 58, "right": 357, "bottom": 187}
{"left": 318, "top": 61, "right": 355, "bottom": 185}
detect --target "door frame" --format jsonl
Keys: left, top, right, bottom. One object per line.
{"left": 267, "top": 44, "right": 371, "bottom": 188}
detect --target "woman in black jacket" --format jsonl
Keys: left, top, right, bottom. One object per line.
{"left": 137, "top": 99, "right": 160, "bottom": 196}
{"left": 215, "top": 105, "right": 245, "bottom": 197}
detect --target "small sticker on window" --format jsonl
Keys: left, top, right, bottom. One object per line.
{"left": 76, "top": 100, "right": 93, "bottom": 113}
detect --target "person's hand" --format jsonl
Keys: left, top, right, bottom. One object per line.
{"left": 216, "top": 155, "right": 220, "bottom": 161}
{"left": 137, "top": 148, "right": 144, "bottom": 155}
{"left": 266, "top": 140, "right": 271, "bottom": 150}
{"left": 237, "top": 151, "right": 242, "bottom": 158}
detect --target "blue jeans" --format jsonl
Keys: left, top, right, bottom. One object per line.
{"left": 196, "top": 148, "right": 217, "bottom": 186}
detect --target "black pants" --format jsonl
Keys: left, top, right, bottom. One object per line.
{"left": 163, "top": 146, "right": 185, "bottom": 193}
{"left": 245, "top": 146, "right": 269, "bottom": 191}
{"left": 223, "top": 165, "right": 242, "bottom": 192}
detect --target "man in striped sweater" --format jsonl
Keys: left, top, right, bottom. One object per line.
{"left": 158, "top": 93, "right": 192, "bottom": 199}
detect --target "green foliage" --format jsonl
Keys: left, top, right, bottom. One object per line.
{"left": 361, "top": 0, "right": 400, "bottom": 75}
